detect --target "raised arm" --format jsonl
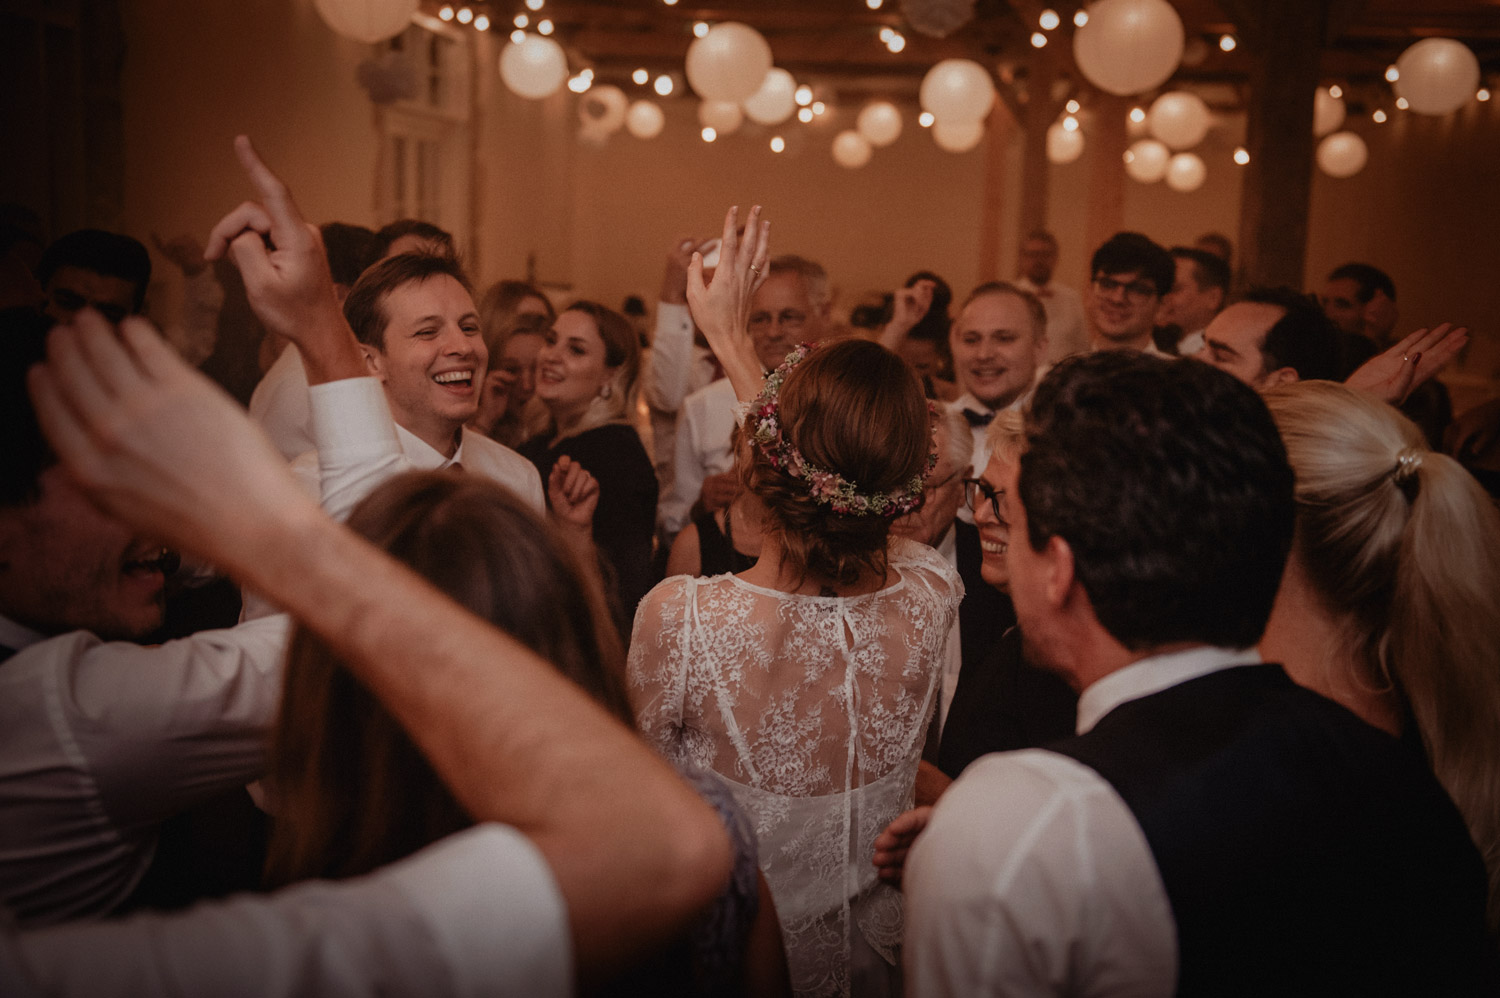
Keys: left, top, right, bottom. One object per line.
{"left": 878, "top": 278, "right": 936, "bottom": 353}
{"left": 204, "top": 135, "right": 365, "bottom": 386}
{"left": 28, "top": 310, "right": 731, "bottom": 983}
{"left": 686, "top": 205, "right": 770, "bottom": 402}
{"left": 1344, "top": 322, "right": 1468, "bottom": 405}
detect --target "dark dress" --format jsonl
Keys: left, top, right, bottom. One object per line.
{"left": 692, "top": 507, "right": 757, "bottom": 577}
{"left": 520, "top": 423, "right": 659, "bottom": 629}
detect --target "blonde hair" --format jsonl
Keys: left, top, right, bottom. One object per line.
{"left": 1264, "top": 380, "right": 1500, "bottom": 928}
{"left": 985, "top": 408, "right": 1026, "bottom": 464}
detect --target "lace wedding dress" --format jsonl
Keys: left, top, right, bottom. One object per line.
{"left": 629, "top": 538, "right": 962, "bottom": 997}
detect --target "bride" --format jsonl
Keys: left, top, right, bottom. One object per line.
{"left": 628, "top": 207, "right": 961, "bottom": 997}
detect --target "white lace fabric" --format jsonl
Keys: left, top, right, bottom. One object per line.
{"left": 628, "top": 539, "right": 963, "bottom": 997}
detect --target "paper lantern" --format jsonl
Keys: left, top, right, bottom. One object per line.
{"left": 1123, "top": 138, "right": 1170, "bottom": 182}
{"left": 1165, "top": 152, "right": 1206, "bottom": 191}
{"left": 932, "top": 119, "right": 984, "bottom": 152}
{"left": 1046, "top": 121, "right": 1084, "bottom": 163}
{"left": 314, "top": 0, "right": 419, "bottom": 44}
{"left": 1073, "top": 0, "right": 1184, "bottom": 97}
{"left": 1313, "top": 89, "right": 1345, "bottom": 137}
{"left": 685, "top": 22, "right": 773, "bottom": 103}
{"left": 1394, "top": 38, "right": 1481, "bottom": 116}
{"left": 579, "top": 85, "right": 627, "bottom": 134}
{"left": 919, "top": 60, "right": 996, "bottom": 124}
{"left": 832, "top": 130, "right": 873, "bottom": 168}
{"left": 499, "top": 35, "right": 568, "bottom": 100}
{"left": 742, "top": 68, "right": 797, "bottom": 125}
{"left": 1316, "top": 131, "right": 1368, "bottom": 178}
{"left": 903, "top": 0, "right": 976, "bottom": 38}
{"left": 857, "top": 101, "right": 904, "bottom": 147}
{"left": 698, "top": 101, "right": 745, "bottom": 135}
{"left": 626, "top": 100, "right": 666, "bottom": 139}
{"left": 1147, "top": 91, "right": 1211, "bottom": 149}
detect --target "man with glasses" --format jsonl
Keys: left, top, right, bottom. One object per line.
{"left": 1085, "top": 232, "right": 1175, "bottom": 355}
{"left": 659, "top": 254, "right": 831, "bottom": 538}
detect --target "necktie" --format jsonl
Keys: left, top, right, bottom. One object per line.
{"left": 962, "top": 408, "right": 995, "bottom": 428}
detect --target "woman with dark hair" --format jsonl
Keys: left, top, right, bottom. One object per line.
{"left": 629, "top": 209, "right": 961, "bottom": 998}
{"left": 265, "top": 469, "right": 788, "bottom": 996}
{"left": 519, "top": 301, "right": 659, "bottom": 628}
{"left": 472, "top": 279, "right": 556, "bottom": 448}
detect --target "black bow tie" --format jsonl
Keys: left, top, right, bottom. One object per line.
{"left": 962, "top": 408, "right": 995, "bottom": 428}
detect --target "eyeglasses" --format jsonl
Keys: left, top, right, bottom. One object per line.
{"left": 962, "top": 477, "right": 1004, "bottom": 521}
{"left": 1092, "top": 275, "right": 1159, "bottom": 302}
{"left": 747, "top": 309, "right": 808, "bottom": 334}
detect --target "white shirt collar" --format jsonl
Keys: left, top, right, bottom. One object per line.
{"left": 936, "top": 523, "right": 957, "bottom": 565}
{"left": 0, "top": 612, "right": 48, "bottom": 653}
{"left": 1076, "top": 645, "right": 1262, "bottom": 734}
{"left": 395, "top": 423, "right": 464, "bottom": 471}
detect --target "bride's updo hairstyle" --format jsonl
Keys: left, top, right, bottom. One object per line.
{"left": 745, "top": 338, "right": 931, "bottom": 587}
{"left": 1263, "top": 380, "right": 1500, "bottom": 927}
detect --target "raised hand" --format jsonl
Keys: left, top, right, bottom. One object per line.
{"left": 1345, "top": 323, "right": 1468, "bottom": 405}
{"left": 880, "top": 279, "right": 936, "bottom": 349}
{"left": 28, "top": 309, "right": 318, "bottom": 573}
{"left": 548, "top": 455, "right": 600, "bottom": 534}
{"left": 660, "top": 234, "right": 715, "bottom": 306}
{"left": 872, "top": 805, "right": 933, "bottom": 889}
{"left": 686, "top": 205, "right": 770, "bottom": 402}
{"left": 204, "top": 135, "right": 363, "bottom": 383}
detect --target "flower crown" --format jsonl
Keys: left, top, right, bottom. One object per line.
{"left": 748, "top": 342, "right": 937, "bottom": 518}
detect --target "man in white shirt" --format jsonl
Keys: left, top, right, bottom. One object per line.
{"left": 659, "top": 254, "right": 830, "bottom": 538}
{"left": 945, "top": 282, "right": 1048, "bottom": 494}
{"left": 898, "top": 350, "right": 1496, "bottom": 996}
{"left": 1012, "top": 230, "right": 1086, "bottom": 364}
{"left": 1084, "top": 232, "right": 1174, "bottom": 355}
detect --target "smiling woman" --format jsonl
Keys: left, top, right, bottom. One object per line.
{"left": 520, "top": 301, "right": 658, "bottom": 629}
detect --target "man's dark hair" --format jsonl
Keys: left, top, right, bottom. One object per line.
{"left": 343, "top": 253, "right": 472, "bottom": 350}
{"left": 0, "top": 308, "right": 57, "bottom": 506}
{"left": 373, "top": 219, "right": 456, "bottom": 260}
{"left": 1170, "top": 246, "right": 1231, "bottom": 295}
{"left": 1242, "top": 286, "right": 1341, "bottom": 382}
{"left": 1195, "top": 231, "right": 1232, "bottom": 262}
{"left": 35, "top": 229, "right": 152, "bottom": 312}
{"left": 1327, "top": 263, "right": 1396, "bottom": 303}
{"left": 1090, "top": 232, "right": 1174, "bottom": 296}
{"left": 320, "top": 222, "right": 380, "bottom": 289}
{"left": 1020, "top": 351, "right": 1294, "bottom": 651}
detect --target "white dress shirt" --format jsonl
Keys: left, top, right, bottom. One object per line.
{"left": 249, "top": 345, "right": 314, "bottom": 461}
{"left": 2, "top": 824, "right": 571, "bottom": 998}
{"left": 1014, "top": 277, "right": 1087, "bottom": 365}
{"left": 640, "top": 302, "right": 719, "bottom": 494}
{"left": 658, "top": 376, "right": 739, "bottom": 537}
{"left": 904, "top": 645, "right": 1262, "bottom": 997}
{"left": 0, "top": 376, "right": 410, "bottom": 927}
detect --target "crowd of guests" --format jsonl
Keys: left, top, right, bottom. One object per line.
{"left": 2, "top": 134, "right": 1500, "bottom": 997}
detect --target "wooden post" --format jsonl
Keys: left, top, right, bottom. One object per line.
{"left": 977, "top": 99, "right": 1018, "bottom": 282}
{"left": 1084, "top": 94, "right": 1129, "bottom": 257}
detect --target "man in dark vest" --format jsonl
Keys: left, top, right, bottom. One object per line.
{"left": 900, "top": 351, "right": 1496, "bottom": 996}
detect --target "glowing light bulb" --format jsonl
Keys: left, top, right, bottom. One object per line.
{"left": 1385, "top": 65, "right": 1399, "bottom": 83}
{"left": 812, "top": 101, "right": 826, "bottom": 115}
{"left": 919, "top": 111, "right": 934, "bottom": 127}
{"left": 770, "top": 135, "right": 786, "bottom": 152}
{"left": 1040, "top": 9, "right": 1060, "bottom": 30}
{"left": 473, "top": 14, "right": 489, "bottom": 30}
{"left": 701, "top": 127, "right": 717, "bottom": 142}
{"left": 581, "top": 68, "right": 594, "bottom": 81}
{"left": 1129, "top": 106, "right": 1146, "bottom": 123}
{"left": 1396, "top": 96, "right": 1409, "bottom": 110}
{"left": 1329, "top": 85, "right": 1342, "bottom": 99}
{"left": 663, "top": 0, "right": 678, "bottom": 5}
{"left": 794, "top": 85, "right": 813, "bottom": 106}
{"left": 879, "top": 27, "right": 893, "bottom": 42}
{"left": 1030, "top": 32, "right": 1047, "bottom": 48}
{"left": 438, "top": 5, "right": 454, "bottom": 21}
{"left": 1062, "top": 115, "right": 1079, "bottom": 131}
{"left": 693, "top": 21, "right": 709, "bottom": 38}
{"left": 537, "top": 18, "right": 553, "bottom": 34}
{"left": 1372, "top": 109, "right": 1387, "bottom": 123}
{"left": 654, "top": 75, "right": 674, "bottom": 96}
{"left": 510, "top": 29, "right": 525, "bottom": 43}
{"left": 1073, "top": 9, "right": 1088, "bottom": 27}
{"left": 1065, "top": 99, "right": 1080, "bottom": 113}
{"left": 1122, "top": 149, "right": 1135, "bottom": 164}
{"left": 1233, "top": 146, "right": 1249, "bottom": 165}
{"left": 568, "top": 75, "right": 591, "bottom": 93}
{"left": 886, "top": 32, "right": 906, "bottom": 52}
{"left": 797, "top": 107, "right": 814, "bottom": 123}
{"left": 525, "top": 0, "right": 543, "bottom": 9}
{"left": 632, "top": 68, "right": 649, "bottom": 85}
{"left": 1218, "top": 34, "right": 1236, "bottom": 52}
{"left": 513, "top": 13, "right": 528, "bottom": 27}
{"left": 1479, "top": 89, "right": 1491, "bottom": 102}
{"left": 867, "top": 0, "right": 883, "bottom": 8}
{"left": 456, "top": 7, "right": 473, "bottom": 24}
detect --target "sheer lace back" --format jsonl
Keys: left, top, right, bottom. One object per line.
{"left": 629, "top": 538, "right": 962, "bottom": 997}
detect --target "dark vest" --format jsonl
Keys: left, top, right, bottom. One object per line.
{"left": 1050, "top": 664, "right": 1496, "bottom": 997}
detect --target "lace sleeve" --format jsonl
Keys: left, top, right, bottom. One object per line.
{"left": 627, "top": 576, "right": 696, "bottom": 760}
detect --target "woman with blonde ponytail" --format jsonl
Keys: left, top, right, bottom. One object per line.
{"left": 1262, "top": 380, "right": 1500, "bottom": 931}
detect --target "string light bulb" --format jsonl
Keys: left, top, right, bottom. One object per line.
{"left": 1233, "top": 146, "right": 1249, "bottom": 165}
{"left": 525, "top": 0, "right": 543, "bottom": 9}
{"left": 1073, "top": 9, "right": 1088, "bottom": 27}
{"left": 1329, "top": 84, "right": 1343, "bottom": 99}
{"left": 1218, "top": 34, "right": 1236, "bottom": 52}
{"left": 473, "top": 14, "right": 489, "bottom": 30}
{"left": 771, "top": 135, "right": 786, "bottom": 151}
{"left": 510, "top": 29, "right": 525, "bottom": 43}
{"left": 513, "top": 13, "right": 527, "bottom": 27}
{"left": 537, "top": 18, "right": 553, "bottom": 34}
{"left": 567, "top": 75, "right": 591, "bottom": 93}
{"left": 456, "top": 7, "right": 472, "bottom": 24}
{"left": 919, "top": 111, "right": 934, "bottom": 127}
{"left": 886, "top": 32, "right": 906, "bottom": 53}
{"left": 1129, "top": 106, "right": 1146, "bottom": 123}
{"left": 1062, "top": 115, "right": 1079, "bottom": 131}
{"left": 1065, "top": 99, "right": 1080, "bottom": 113}
{"left": 701, "top": 127, "right": 717, "bottom": 142}
{"left": 812, "top": 101, "right": 826, "bottom": 115}
{"left": 1396, "top": 96, "right": 1409, "bottom": 109}
{"left": 438, "top": 5, "right": 454, "bottom": 21}
{"left": 693, "top": 21, "right": 709, "bottom": 38}
{"left": 1039, "top": 9, "right": 1060, "bottom": 30}
{"left": 1372, "top": 109, "right": 1387, "bottom": 122}
{"left": 654, "top": 74, "right": 673, "bottom": 96}
{"left": 797, "top": 107, "right": 814, "bottom": 123}
{"left": 1030, "top": 32, "right": 1047, "bottom": 48}
{"left": 795, "top": 85, "right": 814, "bottom": 106}
{"left": 1385, "top": 65, "right": 1400, "bottom": 83}
{"left": 1479, "top": 88, "right": 1491, "bottom": 102}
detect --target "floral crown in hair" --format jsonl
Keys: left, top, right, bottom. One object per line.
{"left": 748, "top": 342, "right": 938, "bottom": 518}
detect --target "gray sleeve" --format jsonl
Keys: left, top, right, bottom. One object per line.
{"left": 7, "top": 825, "right": 573, "bottom": 998}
